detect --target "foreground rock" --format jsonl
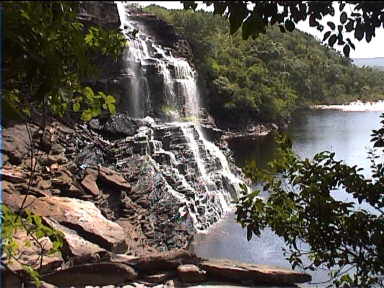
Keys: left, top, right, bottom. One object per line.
{"left": 123, "top": 249, "right": 199, "bottom": 273}
{"left": 177, "top": 264, "right": 208, "bottom": 283}
{"left": 42, "top": 262, "right": 137, "bottom": 287}
{"left": 200, "top": 258, "right": 312, "bottom": 285}
{"left": 4, "top": 229, "right": 63, "bottom": 274}
{"left": 37, "top": 250, "right": 311, "bottom": 287}
{"left": 4, "top": 193, "right": 127, "bottom": 253}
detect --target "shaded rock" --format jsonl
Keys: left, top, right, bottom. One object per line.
{"left": 44, "top": 218, "right": 105, "bottom": 259}
{"left": 2, "top": 123, "right": 38, "bottom": 164}
{"left": 126, "top": 249, "right": 199, "bottom": 273}
{"left": 142, "top": 271, "right": 175, "bottom": 284}
{"left": 51, "top": 170, "right": 72, "bottom": 190}
{"left": 100, "top": 114, "right": 138, "bottom": 139}
{"left": 0, "top": 167, "right": 26, "bottom": 183}
{"left": 78, "top": 2, "right": 121, "bottom": 29}
{"left": 2, "top": 267, "right": 24, "bottom": 288}
{"left": 42, "top": 262, "right": 137, "bottom": 287}
{"left": 199, "top": 258, "right": 311, "bottom": 285}
{"left": 37, "top": 179, "right": 52, "bottom": 190}
{"left": 177, "top": 264, "right": 207, "bottom": 283}
{"left": 46, "top": 154, "right": 67, "bottom": 165}
{"left": 18, "top": 183, "right": 51, "bottom": 197}
{"left": 50, "top": 143, "right": 66, "bottom": 155}
{"left": 99, "top": 166, "right": 131, "bottom": 192}
{"left": 4, "top": 193, "right": 128, "bottom": 253}
{"left": 81, "top": 168, "right": 100, "bottom": 196}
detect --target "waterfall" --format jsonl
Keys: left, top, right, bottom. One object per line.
{"left": 116, "top": 3, "right": 244, "bottom": 231}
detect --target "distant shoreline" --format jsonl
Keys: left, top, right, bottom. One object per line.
{"left": 311, "top": 100, "right": 384, "bottom": 112}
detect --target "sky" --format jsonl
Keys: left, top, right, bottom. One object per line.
{"left": 126, "top": 1, "right": 384, "bottom": 59}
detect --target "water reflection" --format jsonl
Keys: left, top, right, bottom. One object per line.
{"left": 193, "top": 110, "right": 383, "bottom": 287}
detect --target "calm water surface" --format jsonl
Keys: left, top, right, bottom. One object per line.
{"left": 193, "top": 110, "right": 383, "bottom": 286}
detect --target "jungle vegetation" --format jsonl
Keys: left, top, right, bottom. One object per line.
{"left": 144, "top": 4, "right": 384, "bottom": 126}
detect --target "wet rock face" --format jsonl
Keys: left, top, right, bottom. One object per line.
{"left": 128, "top": 11, "right": 193, "bottom": 60}
{"left": 78, "top": 2, "right": 120, "bottom": 30}
{"left": 77, "top": 2, "right": 124, "bottom": 109}
{"left": 104, "top": 114, "right": 243, "bottom": 232}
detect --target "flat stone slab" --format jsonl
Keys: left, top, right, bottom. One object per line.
{"left": 199, "top": 258, "right": 311, "bottom": 285}
{"left": 42, "top": 262, "right": 137, "bottom": 287}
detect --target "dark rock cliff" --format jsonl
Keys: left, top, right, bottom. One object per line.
{"left": 77, "top": 2, "right": 123, "bottom": 102}
{"left": 128, "top": 10, "right": 193, "bottom": 60}
{"left": 78, "top": 1, "right": 121, "bottom": 29}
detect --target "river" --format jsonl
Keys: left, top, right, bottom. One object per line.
{"left": 192, "top": 109, "right": 384, "bottom": 287}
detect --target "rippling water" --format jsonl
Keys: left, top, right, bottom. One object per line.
{"left": 193, "top": 109, "right": 384, "bottom": 287}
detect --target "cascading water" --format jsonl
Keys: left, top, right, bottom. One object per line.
{"left": 116, "top": 3, "right": 244, "bottom": 231}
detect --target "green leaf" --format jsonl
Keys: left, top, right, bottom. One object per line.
{"left": 340, "top": 12, "right": 347, "bottom": 24}
{"left": 229, "top": 4, "right": 249, "bottom": 35}
{"left": 354, "top": 25, "right": 364, "bottom": 41}
{"left": 81, "top": 109, "right": 93, "bottom": 121}
{"left": 328, "top": 34, "right": 337, "bottom": 47}
{"left": 343, "top": 44, "right": 350, "bottom": 57}
{"left": 73, "top": 102, "right": 80, "bottom": 112}
{"left": 83, "top": 87, "right": 94, "bottom": 99}
{"left": 285, "top": 19, "right": 295, "bottom": 32}
{"left": 107, "top": 103, "right": 116, "bottom": 114}
{"left": 323, "top": 31, "right": 331, "bottom": 42}
{"left": 247, "top": 227, "right": 253, "bottom": 241}
{"left": 327, "top": 21, "right": 335, "bottom": 31}
{"left": 345, "top": 20, "right": 354, "bottom": 32}
{"left": 105, "top": 95, "right": 116, "bottom": 104}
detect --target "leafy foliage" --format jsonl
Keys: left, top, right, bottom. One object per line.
{"left": 2, "top": 205, "right": 64, "bottom": 286}
{"left": 2, "top": 2, "right": 126, "bottom": 285}
{"left": 182, "top": 1, "right": 384, "bottom": 57}
{"left": 236, "top": 116, "right": 384, "bottom": 287}
{"left": 3, "top": 1, "right": 126, "bottom": 121}
{"left": 144, "top": 5, "right": 384, "bottom": 125}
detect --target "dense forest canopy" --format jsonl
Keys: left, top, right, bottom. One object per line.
{"left": 144, "top": 5, "right": 384, "bottom": 127}
{"left": 3, "top": 1, "right": 126, "bottom": 124}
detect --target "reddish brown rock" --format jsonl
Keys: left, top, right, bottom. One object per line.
{"left": 4, "top": 193, "right": 127, "bottom": 253}
{"left": 177, "top": 264, "right": 207, "bottom": 283}
{"left": 0, "top": 167, "right": 26, "bottom": 183}
{"left": 125, "top": 249, "right": 199, "bottom": 273}
{"left": 81, "top": 168, "right": 100, "bottom": 196}
{"left": 42, "top": 262, "right": 137, "bottom": 287}
{"left": 44, "top": 218, "right": 105, "bottom": 258}
{"left": 199, "top": 258, "right": 312, "bottom": 285}
{"left": 99, "top": 166, "right": 131, "bottom": 192}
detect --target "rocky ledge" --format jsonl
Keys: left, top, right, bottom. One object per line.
{"left": 4, "top": 249, "right": 311, "bottom": 287}
{"left": 1, "top": 116, "right": 310, "bottom": 287}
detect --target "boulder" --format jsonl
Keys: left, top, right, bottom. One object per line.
{"left": 4, "top": 193, "right": 127, "bottom": 253}
{"left": 99, "top": 166, "right": 131, "bottom": 192}
{"left": 101, "top": 114, "right": 138, "bottom": 139}
{"left": 177, "top": 264, "right": 207, "bottom": 283}
{"left": 42, "top": 262, "right": 137, "bottom": 287}
{"left": 0, "top": 167, "right": 26, "bottom": 183}
{"left": 81, "top": 168, "right": 100, "bottom": 196}
{"left": 199, "top": 258, "right": 312, "bottom": 285}
{"left": 44, "top": 218, "right": 105, "bottom": 259}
